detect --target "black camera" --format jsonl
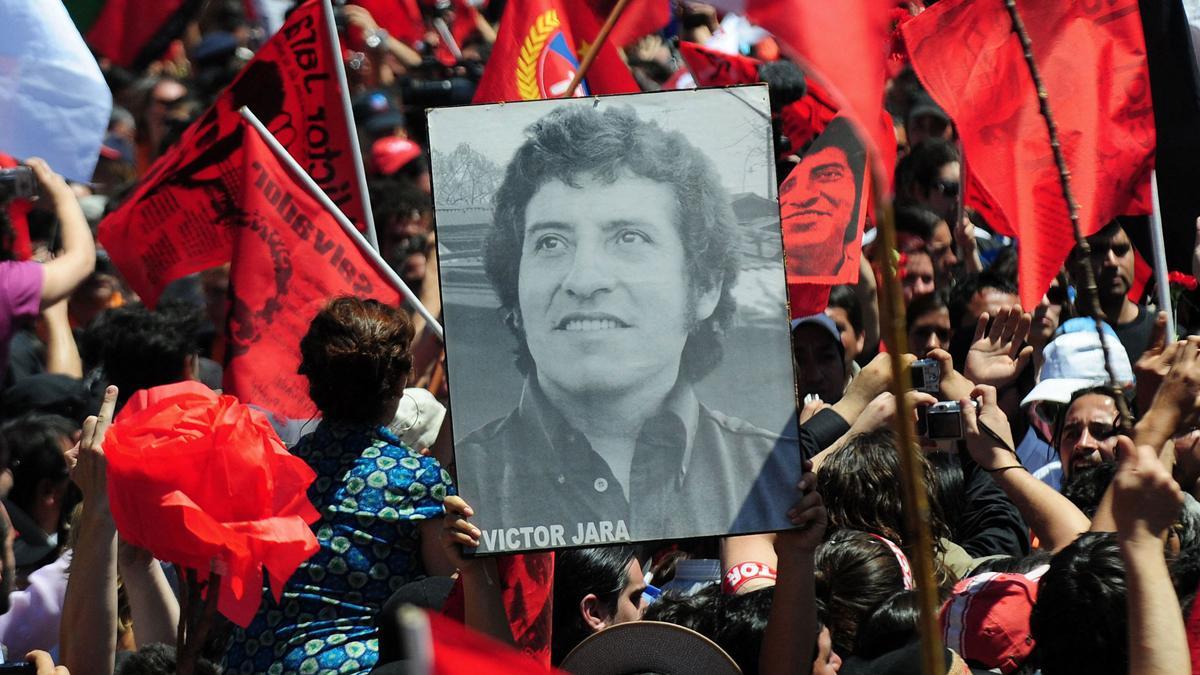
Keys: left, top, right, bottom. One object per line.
{"left": 910, "top": 358, "right": 941, "bottom": 394}
{"left": 0, "top": 166, "right": 37, "bottom": 201}
{"left": 916, "top": 400, "right": 980, "bottom": 440}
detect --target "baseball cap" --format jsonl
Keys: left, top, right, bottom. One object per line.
{"left": 1020, "top": 318, "right": 1134, "bottom": 408}
{"left": 791, "top": 313, "right": 843, "bottom": 353}
{"left": 371, "top": 136, "right": 422, "bottom": 175}
{"left": 352, "top": 90, "right": 406, "bottom": 138}
{"left": 939, "top": 566, "right": 1048, "bottom": 674}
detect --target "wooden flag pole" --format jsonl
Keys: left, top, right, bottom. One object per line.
{"left": 564, "top": 0, "right": 634, "bottom": 96}
{"left": 871, "top": 163, "right": 945, "bottom": 675}
{"left": 1002, "top": 0, "right": 1131, "bottom": 425}
{"left": 240, "top": 106, "right": 445, "bottom": 341}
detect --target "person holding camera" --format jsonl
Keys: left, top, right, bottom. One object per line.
{"left": 0, "top": 160, "right": 95, "bottom": 376}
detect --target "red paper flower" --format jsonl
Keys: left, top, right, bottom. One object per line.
{"left": 1169, "top": 271, "right": 1198, "bottom": 291}
{"left": 105, "top": 381, "right": 320, "bottom": 627}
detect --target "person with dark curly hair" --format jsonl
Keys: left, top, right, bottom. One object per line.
{"left": 455, "top": 103, "right": 800, "bottom": 547}
{"left": 224, "top": 296, "right": 455, "bottom": 674}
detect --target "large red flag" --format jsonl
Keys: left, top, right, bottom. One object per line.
{"left": 744, "top": 0, "right": 893, "bottom": 178}
{"left": 225, "top": 120, "right": 401, "bottom": 419}
{"left": 473, "top": 0, "right": 638, "bottom": 102}
{"left": 903, "top": 0, "right": 1156, "bottom": 309}
{"left": 98, "top": 0, "right": 368, "bottom": 306}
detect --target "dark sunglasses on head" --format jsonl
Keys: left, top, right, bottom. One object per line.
{"left": 933, "top": 180, "right": 960, "bottom": 198}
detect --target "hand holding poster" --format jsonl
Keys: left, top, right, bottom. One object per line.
{"left": 430, "top": 86, "right": 800, "bottom": 553}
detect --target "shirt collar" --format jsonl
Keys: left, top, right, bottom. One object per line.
{"left": 515, "top": 373, "right": 702, "bottom": 480}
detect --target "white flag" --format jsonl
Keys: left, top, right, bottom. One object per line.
{"left": 0, "top": 0, "right": 111, "bottom": 182}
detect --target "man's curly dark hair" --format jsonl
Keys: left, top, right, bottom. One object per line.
{"left": 484, "top": 104, "right": 741, "bottom": 382}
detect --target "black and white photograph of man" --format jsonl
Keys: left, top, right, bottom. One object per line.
{"left": 428, "top": 87, "right": 801, "bottom": 553}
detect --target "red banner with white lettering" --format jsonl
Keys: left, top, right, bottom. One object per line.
{"left": 473, "top": 0, "right": 638, "bottom": 103}
{"left": 225, "top": 122, "right": 400, "bottom": 419}
{"left": 98, "top": 0, "right": 368, "bottom": 307}
{"left": 903, "top": 0, "right": 1155, "bottom": 308}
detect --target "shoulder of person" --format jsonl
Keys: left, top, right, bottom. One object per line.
{"left": 455, "top": 409, "right": 522, "bottom": 449}
{"left": 701, "top": 404, "right": 799, "bottom": 443}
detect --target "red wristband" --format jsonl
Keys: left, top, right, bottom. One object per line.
{"left": 723, "top": 561, "right": 777, "bottom": 594}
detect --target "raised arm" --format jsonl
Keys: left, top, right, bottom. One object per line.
{"left": 439, "top": 495, "right": 513, "bottom": 645}
{"left": 24, "top": 159, "right": 95, "bottom": 308}
{"left": 759, "top": 462, "right": 824, "bottom": 675}
{"left": 60, "top": 386, "right": 118, "bottom": 675}
{"left": 1112, "top": 437, "right": 1189, "bottom": 675}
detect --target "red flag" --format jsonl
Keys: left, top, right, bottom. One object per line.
{"left": 74, "top": 0, "right": 196, "bottom": 69}
{"left": 745, "top": 0, "right": 892, "bottom": 170}
{"left": 588, "top": 0, "right": 671, "bottom": 47}
{"left": 424, "top": 608, "right": 562, "bottom": 674}
{"left": 98, "top": 0, "right": 369, "bottom": 307}
{"left": 225, "top": 121, "right": 401, "bottom": 419}
{"left": 781, "top": 116, "right": 871, "bottom": 287}
{"left": 473, "top": 0, "right": 638, "bottom": 103}
{"left": 903, "top": 0, "right": 1156, "bottom": 309}
{"left": 678, "top": 42, "right": 760, "bottom": 87}
{"left": 442, "top": 552, "right": 555, "bottom": 667}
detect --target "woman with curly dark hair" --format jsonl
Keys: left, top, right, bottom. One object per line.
{"left": 224, "top": 296, "right": 454, "bottom": 675}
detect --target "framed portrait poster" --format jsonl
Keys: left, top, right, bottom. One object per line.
{"left": 428, "top": 85, "right": 802, "bottom": 553}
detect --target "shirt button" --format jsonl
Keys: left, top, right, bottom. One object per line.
{"left": 557, "top": 475, "right": 566, "bottom": 484}
{"left": 593, "top": 478, "right": 608, "bottom": 492}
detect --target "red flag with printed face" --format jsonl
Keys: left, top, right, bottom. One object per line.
{"left": 678, "top": 42, "right": 760, "bottom": 87}
{"left": 98, "top": 0, "right": 369, "bottom": 307}
{"left": 473, "top": 0, "right": 638, "bottom": 103}
{"left": 225, "top": 122, "right": 400, "bottom": 419}
{"left": 903, "top": 0, "right": 1155, "bottom": 309}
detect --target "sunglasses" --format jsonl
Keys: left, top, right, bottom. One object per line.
{"left": 932, "top": 180, "right": 960, "bottom": 198}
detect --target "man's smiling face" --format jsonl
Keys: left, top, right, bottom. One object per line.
{"left": 517, "top": 172, "right": 719, "bottom": 397}
{"left": 780, "top": 145, "right": 855, "bottom": 248}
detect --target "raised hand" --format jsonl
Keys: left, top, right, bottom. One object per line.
{"left": 1134, "top": 312, "right": 1178, "bottom": 412}
{"left": 778, "top": 461, "right": 826, "bottom": 558}
{"left": 68, "top": 385, "right": 117, "bottom": 508}
{"left": 964, "top": 305, "right": 1034, "bottom": 388}
{"left": 1112, "top": 435, "right": 1184, "bottom": 542}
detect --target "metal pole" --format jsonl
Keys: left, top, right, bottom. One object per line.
{"left": 321, "top": 0, "right": 381, "bottom": 251}
{"left": 240, "top": 106, "right": 445, "bottom": 340}
{"left": 1149, "top": 170, "right": 1177, "bottom": 341}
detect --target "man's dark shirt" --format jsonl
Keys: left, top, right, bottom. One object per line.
{"left": 1113, "top": 303, "right": 1155, "bottom": 364}
{"left": 456, "top": 377, "right": 811, "bottom": 551}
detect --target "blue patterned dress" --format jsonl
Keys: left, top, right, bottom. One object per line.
{"left": 223, "top": 422, "right": 454, "bottom": 674}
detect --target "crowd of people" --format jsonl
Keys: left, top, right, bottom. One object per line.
{"left": 0, "top": 0, "right": 1197, "bottom": 674}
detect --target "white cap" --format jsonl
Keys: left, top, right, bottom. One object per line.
{"left": 1020, "top": 324, "right": 1133, "bottom": 408}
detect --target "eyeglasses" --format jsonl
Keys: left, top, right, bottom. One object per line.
{"left": 932, "top": 180, "right": 960, "bottom": 198}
